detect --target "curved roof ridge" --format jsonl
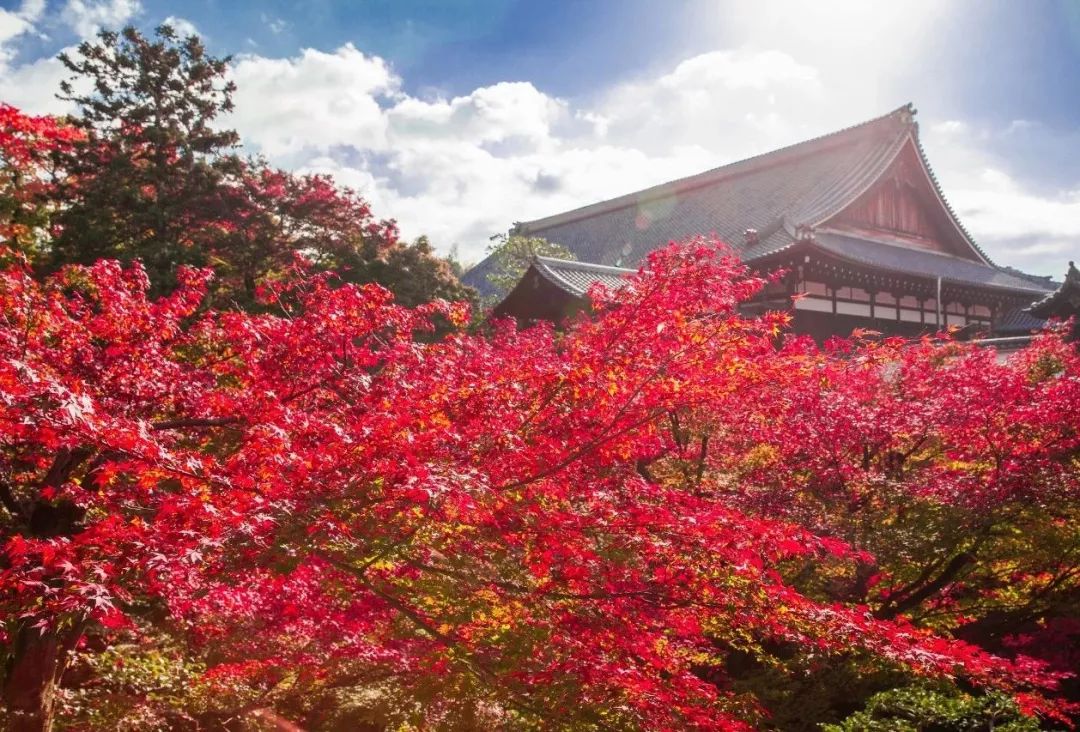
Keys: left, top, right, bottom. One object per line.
{"left": 1027, "top": 261, "right": 1079, "bottom": 317}
{"left": 794, "top": 123, "right": 911, "bottom": 226}
{"left": 517, "top": 103, "right": 917, "bottom": 234}
{"left": 534, "top": 255, "right": 635, "bottom": 274}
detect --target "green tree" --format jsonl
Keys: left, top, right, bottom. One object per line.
{"left": 47, "top": 24, "right": 241, "bottom": 292}
{"left": 348, "top": 235, "right": 477, "bottom": 310}
{"left": 823, "top": 683, "right": 1040, "bottom": 732}
{"left": 481, "top": 233, "right": 575, "bottom": 302}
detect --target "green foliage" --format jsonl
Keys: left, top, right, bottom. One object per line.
{"left": 822, "top": 683, "right": 1041, "bottom": 732}
{"left": 58, "top": 638, "right": 207, "bottom": 731}
{"left": 335, "top": 234, "right": 478, "bottom": 311}
{"left": 721, "top": 646, "right": 912, "bottom": 731}
{"left": 481, "top": 233, "right": 575, "bottom": 302}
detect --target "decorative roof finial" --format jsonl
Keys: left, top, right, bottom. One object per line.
{"left": 744, "top": 229, "right": 759, "bottom": 246}
{"left": 794, "top": 224, "right": 815, "bottom": 243}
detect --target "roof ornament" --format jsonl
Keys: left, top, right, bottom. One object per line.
{"left": 794, "top": 224, "right": 816, "bottom": 243}
{"left": 743, "top": 229, "right": 759, "bottom": 246}
{"left": 897, "top": 103, "right": 916, "bottom": 125}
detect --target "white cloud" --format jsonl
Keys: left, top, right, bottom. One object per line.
{"left": 222, "top": 45, "right": 838, "bottom": 259}
{"left": 964, "top": 187, "right": 1080, "bottom": 260}
{"left": 162, "top": 15, "right": 197, "bottom": 38}
{"left": 1, "top": 1, "right": 133, "bottom": 111}
{"left": 228, "top": 44, "right": 397, "bottom": 159}
{"left": 933, "top": 120, "right": 969, "bottom": 136}
{"left": 61, "top": 0, "right": 141, "bottom": 39}
{"left": 596, "top": 48, "right": 826, "bottom": 159}
{"left": 219, "top": 40, "right": 1079, "bottom": 274}
{"left": 918, "top": 121, "right": 1080, "bottom": 276}
{"left": 0, "top": 0, "right": 1075, "bottom": 275}
{"left": 388, "top": 82, "right": 566, "bottom": 148}
{"left": 0, "top": 53, "right": 78, "bottom": 115}
{"left": 939, "top": 168, "right": 1080, "bottom": 272}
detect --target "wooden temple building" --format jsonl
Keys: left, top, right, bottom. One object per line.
{"left": 468, "top": 105, "right": 1063, "bottom": 342}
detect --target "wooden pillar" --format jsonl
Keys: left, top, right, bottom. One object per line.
{"left": 936, "top": 277, "right": 944, "bottom": 328}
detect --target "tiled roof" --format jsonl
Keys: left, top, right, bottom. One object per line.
{"left": 996, "top": 307, "right": 1047, "bottom": 334}
{"left": 809, "top": 232, "right": 1057, "bottom": 295}
{"left": 1028, "top": 262, "right": 1080, "bottom": 319}
{"left": 465, "top": 105, "right": 919, "bottom": 296}
{"left": 531, "top": 256, "right": 634, "bottom": 298}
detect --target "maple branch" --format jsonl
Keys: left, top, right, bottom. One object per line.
{"left": 501, "top": 313, "right": 741, "bottom": 494}
{"left": 40, "top": 447, "right": 92, "bottom": 489}
{"left": 353, "top": 523, "right": 426, "bottom": 578}
{"left": 498, "top": 323, "right": 741, "bottom": 492}
{"left": 510, "top": 275, "right": 700, "bottom": 437}
{"left": 150, "top": 416, "right": 241, "bottom": 431}
{"left": 876, "top": 551, "right": 976, "bottom": 620}
{"left": 635, "top": 458, "right": 656, "bottom": 484}
{"left": 694, "top": 434, "right": 710, "bottom": 488}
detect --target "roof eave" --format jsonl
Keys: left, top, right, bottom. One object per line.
{"left": 804, "top": 240, "right": 1048, "bottom": 297}
{"left": 749, "top": 238, "right": 1049, "bottom": 298}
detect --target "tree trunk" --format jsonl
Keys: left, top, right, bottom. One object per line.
{"left": 3, "top": 625, "right": 78, "bottom": 732}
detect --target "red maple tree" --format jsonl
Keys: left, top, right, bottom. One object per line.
{"left": 1, "top": 238, "right": 1074, "bottom": 730}
{"left": 0, "top": 105, "right": 82, "bottom": 256}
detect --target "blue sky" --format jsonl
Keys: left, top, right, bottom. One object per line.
{"left": 2, "top": 0, "right": 1078, "bottom": 274}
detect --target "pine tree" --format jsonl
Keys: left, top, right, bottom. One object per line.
{"left": 48, "top": 24, "right": 241, "bottom": 294}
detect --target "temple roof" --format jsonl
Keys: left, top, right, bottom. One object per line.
{"left": 489, "top": 256, "right": 634, "bottom": 321}
{"left": 500, "top": 253, "right": 1053, "bottom": 338}
{"left": 996, "top": 307, "right": 1047, "bottom": 334}
{"left": 466, "top": 101, "right": 1068, "bottom": 329}
{"left": 529, "top": 256, "right": 633, "bottom": 298}
{"left": 515, "top": 104, "right": 990, "bottom": 262}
